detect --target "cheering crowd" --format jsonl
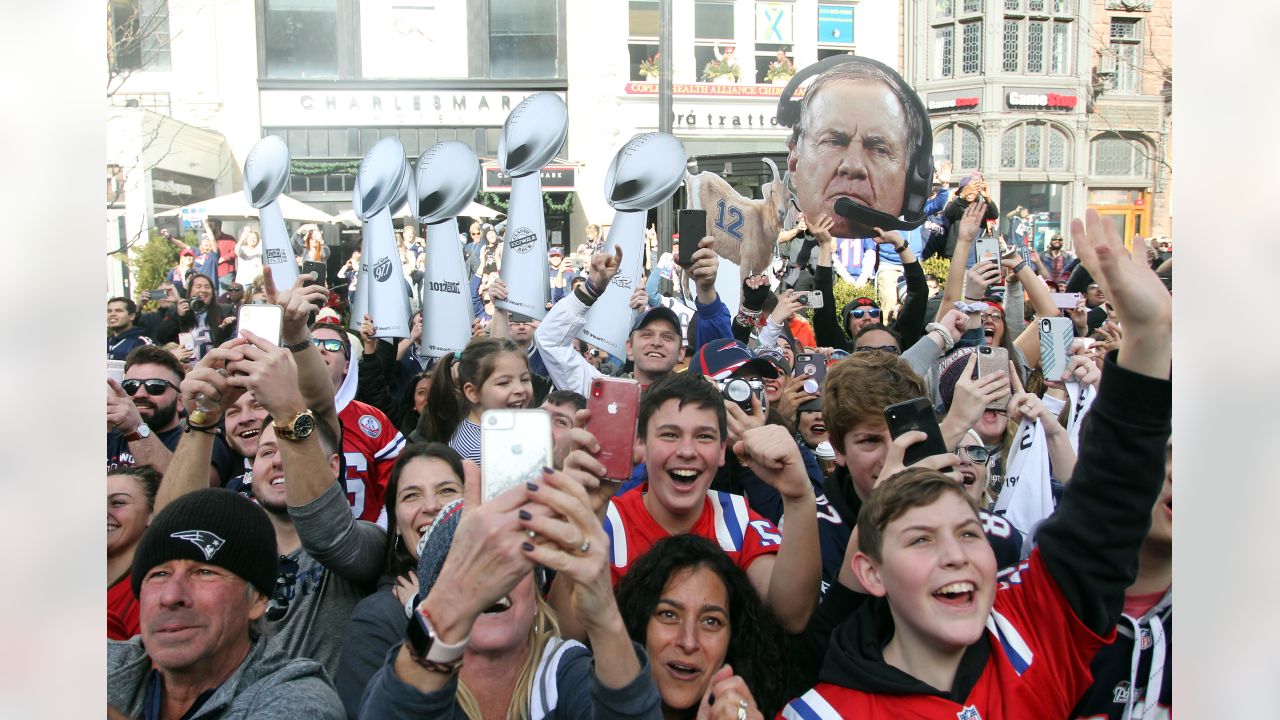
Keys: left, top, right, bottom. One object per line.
{"left": 106, "top": 62, "right": 1171, "bottom": 720}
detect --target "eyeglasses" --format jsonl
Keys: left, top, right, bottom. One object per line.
{"left": 854, "top": 345, "right": 900, "bottom": 355}
{"left": 265, "top": 555, "right": 299, "bottom": 622}
{"left": 980, "top": 312, "right": 1004, "bottom": 322}
{"left": 310, "top": 338, "right": 345, "bottom": 353}
{"left": 121, "top": 378, "right": 177, "bottom": 396}
{"left": 849, "top": 308, "right": 881, "bottom": 319}
{"left": 955, "top": 445, "right": 992, "bottom": 463}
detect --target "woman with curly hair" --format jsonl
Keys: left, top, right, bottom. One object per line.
{"left": 615, "top": 534, "right": 797, "bottom": 720}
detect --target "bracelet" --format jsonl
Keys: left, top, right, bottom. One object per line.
{"left": 1012, "top": 261, "right": 1029, "bottom": 275}
{"left": 285, "top": 336, "right": 313, "bottom": 353}
{"left": 184, "top": 418, "right": 221, "bottom": 435}
{"left": 924, "top": 323, "right": 955, "bottom": 353}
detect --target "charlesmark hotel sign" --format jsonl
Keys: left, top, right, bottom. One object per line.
{"left": 259, "top": 90, "right": 566, "bottom": 127}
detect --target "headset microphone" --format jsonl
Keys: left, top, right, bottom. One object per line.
{"left": 834, "top": 196, "right": 923, "bottom": 232}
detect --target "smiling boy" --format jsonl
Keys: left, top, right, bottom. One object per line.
{"left": 781, "top": 210, "right": 1170, "bottom": 718}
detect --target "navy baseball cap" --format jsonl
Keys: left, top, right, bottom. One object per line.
{"left": 756, "top": 347, "right": 792, "bottom": 375}
{"left": 631, "top": 306, "right": 682, "bottom": 337}
{"left": 695, "top": 340, "right": 780, "bottom": 381}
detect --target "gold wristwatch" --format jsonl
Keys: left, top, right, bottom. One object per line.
{"left": 273, "top": 409, "right": 317, "bottom": 441}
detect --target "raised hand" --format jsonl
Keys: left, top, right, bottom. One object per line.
{"left": 587, "top": 246, "right": 623, "bottom": 292}
{"left": 732, "top": 424, "right": 813, "bottom": 501}
{"left": 877, "top": 431, "right": 963, "bottom": 489}
{"left": 957, "top": 197, "right": 988, "bottom": 245}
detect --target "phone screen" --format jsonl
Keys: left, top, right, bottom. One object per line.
{"left": 237, "top": 304, "right": 284, "bottom": 346}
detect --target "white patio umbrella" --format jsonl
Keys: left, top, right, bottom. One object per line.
{"left": 156, "top": 192, "right": 335, "bottom": 223}
{"left": 332, "top": 200, "right": 503, "bottom": 225}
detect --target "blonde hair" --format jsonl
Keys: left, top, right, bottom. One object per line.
{"left": 455, "top": 589, "right": 560, "bottom": 720}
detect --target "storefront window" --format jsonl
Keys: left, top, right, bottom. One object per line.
{"left": 1002, "top": 122, "right": 1073, "bottom": 172}
{"left": 1091, "top": 135, "right": 1149, "bottom": 177}
{"left": 1000, "top": 182, "right": 1065, "bottom": 251}
{"left": 695, "top": 0, "right": 737, "bottom": 80}
{"left": 490, "top": 0, "right": 562, "bottom": 79}
{"left": 109, "top": 0, "right": 171, "bottom": 73}
{"left": 264, "top": 0, "right": 339, "bottom": 79}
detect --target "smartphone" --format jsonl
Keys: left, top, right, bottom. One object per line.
{"left": 677, "top": 209, "right": 706, "bottom": 268}
{"left": 793, "top": 353, "right": 827, "bottom": 386}
{"left": 1049, "top": 292, "right": 1083, "bottom": 310}
{"left": 975, "top": 346, "right": 1011, "bottom": 412}
{"left": 236, "top": 303, "right": 284, "bottom": 346}
{"left": 794, "top": 290, "right": 824, "bottom": 309}
{"left": 303, "top": 260, "right": 328, "bottom": 287}
{"left": 1039, "top": 317, "right": 1074, "bottom": 383}
{"left": 974, "top": 235, "right": 999, "bottom": 265}
{"left": 178, "top": 332, "right": 195, "bottom": 352}
{"left": 480, "top": 409, "right": 554, "bottom": 503}
{"left": 883, "top": 397, "right": 949, "bottom": 468}
{"left": 107, "top": 359, "right": 126, "bottom": 385}
{"left": 586, "top": 377, "right": 641, "bottom": 482}
{"left": 147, "top": 290, "right": 168, "bottom": 301}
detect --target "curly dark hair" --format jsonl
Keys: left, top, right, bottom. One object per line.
{"left": 614, "top": 535, "right": 793, "bottom": 718}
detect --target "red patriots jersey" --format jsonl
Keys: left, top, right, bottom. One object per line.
{"left": 604, "top": 485, "right": 782, "bottom": 585}
{"left": 339, "top": 400, "right": 404, "bottom": 526}
{"left": 780, "top": 551, "right": 1110, "bottom": 720}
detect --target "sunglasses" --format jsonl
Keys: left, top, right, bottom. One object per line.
{"left": 265, "top": 555, "right": 300, "bottom": 622}
{"left": 121, "top": 378, "right": 177, "bottom": 396}
{"left": 956, "top": 445, "right": 992, "bottom": 463}
{"left": 310, "top": 338, "right": 346, "bottom": 354}
{"left": 849, "top": 308, "right": 881, "bottom": 319}
{"left": 854, "top": 345, "right": 900, "bottom": 355}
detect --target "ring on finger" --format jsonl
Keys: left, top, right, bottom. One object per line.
{"left": 737, "top": 700, "right": 748, "bottom": 720}
{"left": 577, "top": 537, "right": 590, "bottom": 554}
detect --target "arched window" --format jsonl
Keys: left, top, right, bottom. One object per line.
{"left": 933, "top": 123, "right": 982, "bottom": 172}
{"left": 1090, "top": 135, "right": 1152, "bottom": 178}
{"left": 999, "top": 121, "right": 1071, "bottom": 172}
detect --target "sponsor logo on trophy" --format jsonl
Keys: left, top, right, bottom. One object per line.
{"left": 374, "top": 257, "right": 393, "bottom": 282}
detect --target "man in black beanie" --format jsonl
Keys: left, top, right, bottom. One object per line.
{"left": 108, "top": 488, "right": 344, "bottom": 719}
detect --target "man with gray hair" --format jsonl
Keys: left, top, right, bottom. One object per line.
{"left": 785, "top": 60, "right": 925, "bottom": 241}
{"left": 108, "top": 488, "right": 344, "bottom": 719}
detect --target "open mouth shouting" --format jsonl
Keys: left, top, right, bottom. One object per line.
{"left": 932, "top": 581, "right": 976, "bottom": 608}
{"left": 663, "top": 659, "right": 703, "bottom": 682}
{"left": 665, "top": 468, "right": 702, "bottom": 492}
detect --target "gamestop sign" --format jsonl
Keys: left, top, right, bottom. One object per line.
{"left": 1006, "top": 89, "right": 1078, "bottom": 111}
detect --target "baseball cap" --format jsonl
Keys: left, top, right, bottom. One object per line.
{"left": 180, "top": 248, "right": 195, "bottom": 257}
{"left": 756, "top": 347, "right": 791, "bottom": 375}
{"left": 695, "top": 340, "right": 780, "bottom": 381}
{"left": 548, "top": 247, "right": 563, "bottom": 258}
{"left": 631, "top": 306, "right": 682, "bottom": 337}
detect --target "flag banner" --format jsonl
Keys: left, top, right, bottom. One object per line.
{"left": 578, "top": 210, "right": 647, "bottom": 358}
{"left": 419, "top": 219, "right": 475, "bottom": 357}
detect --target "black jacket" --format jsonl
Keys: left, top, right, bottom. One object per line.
{"left": 922, "top": 194, "right": 999, "bottom": 260}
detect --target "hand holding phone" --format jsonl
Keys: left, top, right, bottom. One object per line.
{"left": 237, "top": 304, "right": 284, "bottom": 346}
{"left": 585, "top": 378, "right": 641, "bottom": 482}
{"left": 975, "top": 346, "right": 1011, "bottom": 411}
{"left": 883, "top": 397, "right": 950, "bottom": 468}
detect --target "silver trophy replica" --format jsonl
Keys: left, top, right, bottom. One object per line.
{"left": 350, "top": 137, "right": 413, "bottom": 339}
{"left": 243, "top": 135, "right": 298, "bottom": 288}
{"left": 577, "top": 133, "right": 688, "bottom": 359}
{"left": 415, "top": 141, "right": 481, "bottom": 358}
{"left": 494, "top": 92, "right": 568, "bottom": 320}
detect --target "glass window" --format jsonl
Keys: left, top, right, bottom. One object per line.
{"left": 695, "top": 0, "right": 736, "bottom": 38}
{"left": 936, "top": 0, "right": 954, "bottom": 20}
{"left": 1047, "top": 127, "right": 1067, "bottom": 170}
{"left": 934, "top": 124, "right": 982, "bottom": 172}
{"left": 629, "top": 0, "right": 660, "bottom": 80}
{"left": 961, "top": 21, "right": 982, "bottom": 74}
{"left": 490, "top": 0, "right": 561, "bottom": 79}
{"left": 1092, "top": 136, "right": 1146, "bottom": 176}
{"left": 1001, "top": 129, "right": 1018, "bottom": 168}
{"left": 963, "top": 0, "right": 981, "bottom": 13}
{"left": 1026, "top": 20, "right": 1045, "bottom": 73}
{"left": 109, "top": 0, "right": 171, "bottom": 72}
{"left": 1110, "top": 17, "right": 1140, "bottom": 39}
{"left": 1053, "top": 0, "right": 1072, "bottom": 12}
{"left": 1051, "top": 21, "right": 1070, "bottom": 74}
{"left": 935, "top": 26, "right": 955, "bottom": 78}
{"left": 1028, "top": 0, "right": 1045, "bottom": 10}
{"left": 1024, "top": 125, "right": 1042, "bottom": 168}
{"left": 264, "top": 0, "right": 338, "bottom": 79}
{"left": 1005, "top": 0, "right": 1021, "bottom": 9}
{"left": 1002, "top": 20, "right": 1020, "bottom": 72}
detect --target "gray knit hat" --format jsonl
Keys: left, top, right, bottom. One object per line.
{"left": 131, "top": 488, "right": 277, "bottom": 598}
{"left": 415, "top": 499, "right": 465, "bottom": 600}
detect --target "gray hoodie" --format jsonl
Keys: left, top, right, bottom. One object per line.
{"left": 108, "top": 635, "right": 344, "bottom": 719}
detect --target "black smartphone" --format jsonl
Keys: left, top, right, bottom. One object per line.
{"left": 303, "top": 260, "right": 328, "bottom": 287}
{"left": 677, "top": 209, "right": 706, "bottom": 268}
{"left": 146, "top": 290, "right": 168, "bottom": 300}
{"left": 883, "top": 397, "right": 949, "bottom": 468}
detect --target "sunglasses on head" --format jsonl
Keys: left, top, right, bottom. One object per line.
{"left": 849, "top": 308, "right": 881, "bottom": 319}
{"left": 854, "top": 345, "right": 899, "bottom": 355}
{"left": 310, "top": 338, "right": 345, "bottom": 354}
{"left": 956, "top": 445, "right": 992, "bottom": 463}
{"left": 121, "top": 378, "right": 177, "bottom": 396}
